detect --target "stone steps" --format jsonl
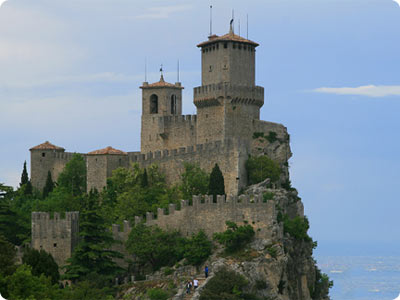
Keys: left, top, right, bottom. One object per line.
{"left": 183, "top": 277, "right": 207, "bottom": 300}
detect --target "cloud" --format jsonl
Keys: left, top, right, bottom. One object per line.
{"left": 135, "top": 4, "right": 192, "bottom": 19}
{"left": 313, "top": 85, "right": 400, "bottom": 97}
{"left": 0, "top": 0, "right": 7, "bottom": 8}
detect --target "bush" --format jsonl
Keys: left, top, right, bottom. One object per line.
{"left": 266, "top": 131, "right": 278, "bottom": 143}
{"left": 266, "top": 247, "right": 277, "bottom": 259}
{"left": 310, "top": 268, "right": 333, "bottom": 299}
{"left": 184, "top": 230, "right": 212, "bottom": 266}
{"left": 163, "top": 267, "right": 173, "bottom": 276}
{"left": 22, "top": 248, "right": 59, "bottom": 284}
{"left": 147, "top": 288, "right": 169, "bottom": 300}
{"left": 283, "top": 215, "right": 312, "bottom": 242}
{"left": 263, "top": 191, "right": 274, "bottom": 202}
{"left": 214, "top": 221, "right": 255, "bottom": 253}
{"left": 246, "top": 156, "right": 281, "bottom": 185}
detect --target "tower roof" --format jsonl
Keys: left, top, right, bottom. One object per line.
{"left": 87, "top": 146, "right": 127, "bottom": 155}
{"left": 141, "top": 75, "right": 183, "bottom": 89}
{"left": 197, "top": 31, "right": 259, "bottom": 48}
{"left": 30, "top": 141, "right": 65, "bottom": 151}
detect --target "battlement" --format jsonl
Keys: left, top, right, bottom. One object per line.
{"left": 154, "top": 114, "right": 197, "bottom": 124}
{"left": 194, "top": 83, "right": 264, "bottom": 107}
{"left": 117, "top": 193, "right": 275, "bottom": 239}
{"left": 31, "top": 211, "right": 80, "bottom": 222}
{"left": 128, "top": 139, "right": 239, "bottom": 164}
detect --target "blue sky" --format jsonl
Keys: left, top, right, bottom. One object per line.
{"left": 1, "top": 0, "right": 399, "bottom": 254}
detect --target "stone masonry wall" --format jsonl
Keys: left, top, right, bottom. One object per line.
{"left": 31, "top": 212, "right": 79, "bottom": 267}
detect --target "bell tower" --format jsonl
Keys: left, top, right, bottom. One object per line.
{"left": 140, "top": 74, "right": 184, "bottom": 152}
{"left": 194, "top": 24, "right": 264, "bottom": 144}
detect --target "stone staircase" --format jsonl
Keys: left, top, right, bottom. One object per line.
{"left": 182, "top": 276, "right": 207, "bottom": 300}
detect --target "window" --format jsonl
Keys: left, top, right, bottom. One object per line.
{"left": 53, "top": 243, "right": 57, "bottom": 247}
{"left": 224, "top": 43, "right": 228, "bottom": 48}
{"left": 238, "top": 44, "right": 242, "bottom": 50}
{"left": 150, "top": 94, "right": 158, "bottom": 114}
{"left": 171, "top": 95, "right": 177, "bottom": 114}
{"left": 42, "top": 152, "right": 46, "bottom": 157}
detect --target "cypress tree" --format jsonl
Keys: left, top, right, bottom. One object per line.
{"left": 42, "top": 171, "right": 54, "bottom": 198}
{"left": 64, "top": 190, "right": 122, "bottom": 281}
{"left": 141, "top": 168, "right": 148, "bottom": 188}
{"left": 208, "top": 164, "right": 225, "bottom": 200}
{"left": 20, "top": 161, "right": 29, "bottom": 187}
{"left": 24, "top": 181, "right": 33, "bottom": 195}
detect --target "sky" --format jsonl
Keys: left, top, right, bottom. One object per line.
{"left": 1, "top": 0, "right": 400, "bottom": 255}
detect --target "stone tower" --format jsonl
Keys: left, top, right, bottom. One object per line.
{"left": 194, "top": 26, "right": 264, "bottom": 144}
{"left": 140, "top": 75, "right": 185, "bottom": 153}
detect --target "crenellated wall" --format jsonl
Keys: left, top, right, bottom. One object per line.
{"left": 31, "top": 212, "right": 79, "bottom": 267}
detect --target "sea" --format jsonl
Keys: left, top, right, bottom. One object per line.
{"left": 317, "top": 255, "right": 400, "bottom": 300}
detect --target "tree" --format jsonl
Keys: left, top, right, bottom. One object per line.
{"left": 245, "top": 155, "right": 281, "bottom": 185}
{"left": 184, "top": 230, "right": 212, "bottom": 266}
{"left": 141, "top": 168, "right": 148, "bottom": 188}
{"left": 20, "top": 161, "right": 29, "bottom": 187}
{"left": 0, "top": 235, "right": 17, "bottom": 298}
{"left": 22, "top": 248, "right": 59, "bottom": 284}
{"left": 63, "top": 190, "right": 122, "bottom": 282}
{"left": 208, "top": 163, "right": 225, "bottom": 200}
{"left": 126, "top": 224, "right": 185, "bottom": 271}
{"left": 214, "top": 221, "right": 255, "bottom": 253}
{"left": 57, "top": 153, "right": 86, "bottom": 196}
{"left": 4, "top": 264, "right": 60, "bottom": 300}
{"left": 42, "top": 171, "right": 54, "bottom": 199}
{"left": 200, "top": 267, "right": 250, "bottom": 300}
{"left": 0, "top": 195, "right": 28, "bottom": 245}
{"left": 179, "top": 163, "right": 209, "bottom": 200}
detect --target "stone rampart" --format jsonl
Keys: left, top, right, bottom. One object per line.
{"left": 31, "top": 212, "right": 79, "bottom": 267}
{"left": 121, "top": 194, "right": 276, "bottom": 240}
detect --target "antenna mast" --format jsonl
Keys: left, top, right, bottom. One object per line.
{"left": 209, "top": 5, "right": 212, "bottom": 36}
{"left": 177, "top": 60, "right": 180, "bottom": 82}
{"left": 232, "top": 9, "right": 234, "bottom": 33}
{"left": 145, "top": 57, "right": 147, "bottom": 82}
{"left": 247, "top": 14, "right": 249, "bottom": 39}
{"left": 239, "top": 19, "right": 240, "bottom": 36}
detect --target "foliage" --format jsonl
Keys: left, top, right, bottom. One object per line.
{"left": 42, "top": 171, "right": 54, "bottom": 199}
{"left": 252, "top": 132, "right": 265, "bottom": 139}
{"left": 22, "top": 248, "right": 59, "bottom": 284}
{"left": 255, "top": 279, "right": 267, "bottom": 290}
{"left": 4, "top": 264, "right": 60, "bottom": 300}
{"left": 57, "top": 153, "right": 87, "bottom": 196}
{"left": 0, "top": 190, "right": 29, "bottom": 245}
{"left": 103, "top": 164, "right": 180, "bottom": 225}
{"left": 310, "top": 268, "right": 333, "bottom": 299}
{"left": 0, "top": 235, "right": 17, "bottom": 277}
{"left": 20, "top": 161, "right": 29, "bottom": 186}
{"left": 266, "top": 247, "right": 277, "bottom": 259}
{"left": 245, "top": 155, "right": 281, "bottom": 185}
{"left": 184, "top": 230, "right": 212, "bottom": 266}
{"left": 179, "top": 163, "right": 209, "bottom": 200}
{"left": 281, "top": 179, "right": 296, "bottom": 191}
{"left": 263, "top": 191, "right": 274, "bottom": 202}
{"left": 266, "top": 131, "right": 278, "bottom": 143}
{"left": 60, "top": 280, "right": 115, "bottom": 300}
{"left": 214, "top": 221, "right": 255, "bottom": 253}
{"left": 147, "top": 288, "right": 169, "bottom": 300}
{"left": 126, "top": 224, "right": 185, "bottom": 271}
{"left": 283, "top": 215, "right": 312, "bottom": 242}
{"left": 200, "top": 267, "right": 257, "bottom": 300}
{"left": 208, "top": 163, "right": 225, "bottom": 199}
{"left": 63, "top": 190, "right": 123, "bottom": 281}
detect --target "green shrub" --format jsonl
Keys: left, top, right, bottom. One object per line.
{"left": 184, "top": 230, "right": 212, "bottom": 266}
{"left": 283, "top": 215, "right": 312, "bottom": 242}
{"left": 310, "top": 269, "right": 333, "bottom": 299}
{"left": 263, "top": 191, "right": 274, "bottom": 202}
{"left": 255, "top": 279, "right": 267, "bottom": 290}
{"left": 163, "top": 267, "right": 173, "bottom": 276}
{"left": 252, "top": 132, "right": 264, "bottom": 139}
{"left": 266, "top": 131, "right": 278, "bottom": 143}
{"left": 267, "top": 247, "right": 277, "bottom": 259}
{"left": 147, "top": 288, "right": 169, "bottom": 300}
{"left": 246, "top": 156, "right": 281, "bottom": 185}
{"left": 214, "top": 221, "right": 255, "bottom": 253}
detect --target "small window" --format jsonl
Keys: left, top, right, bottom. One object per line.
{"left": 202, "top": 49, "right": 205, "bottom": 53}
{"left": 171, "top": 95, "right": 177, "bottom": 114}
{"left": 216, "top": 44, "right": 219, "bottom": 49}
{"left": 238, "top": 44, "right": 242, "bottom": 50}
{"left": 212, "top": 45, "right": 215, "bottom": 50}
{"left": 233, "top": 43, "right": 236, "bottom": 49}
{"left": 119, "top": 158, "right": 122, "bottom": 166}
{"left": 244, "top": 45, "right": 247, "bottom": 50}
{"left": 53, "top": 243, "right": 57, "bottom": 247}
{"left": 224, "top": 43, "right": 228, "bottom": 48}
{"left": 150, "top": 94, "right": 158, "bottom": 114}
{"left": 209, "top": 65, "right": 212, "bottom": 72}
{"left": 42, "top": 152, "right": 46, "bottom": 157}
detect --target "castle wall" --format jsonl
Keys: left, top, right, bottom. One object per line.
{"left": 141, "top": 115, "right": 197, "bottom": 153}
{"left": 31, "top": 212, "right": 79, "bottom": 267}
{"left": 30, "top": 150, "right": 83, "bottom": 191}
{"left": 128, "top": 139, "right": 248, "bottom": 195}
{"left": 131, "top": 194, "right": 276, "bottom": 239}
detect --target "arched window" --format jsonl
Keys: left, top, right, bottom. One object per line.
{"left": 171, "top": 95, "right": 177, "bottom": 114}
{"left": 150, "top": 94, "right": 158, "bottom": 114}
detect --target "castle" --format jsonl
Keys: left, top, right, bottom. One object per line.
{"left": 31, "top": 24, "right": 294, "bottom": 267}
{"left": 30, "top": 24, "right": 291, "bottom": 196}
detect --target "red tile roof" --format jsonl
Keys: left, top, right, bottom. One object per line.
{"left": 141, "top": 75, "right": 183, "bottom": 89}
{"left": 30, "top": 141, "right": 65, "bottom": 151}
{"left": 87, "top": 146, "right": 127, "bottom": 155}
{"left": 197, "top": 32, "right": 259, "bottom": 48}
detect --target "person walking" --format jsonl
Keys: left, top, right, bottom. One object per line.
{"left": 205, "top": 266, "right": 209, "bottom": 278}
{"left": 193, "top": 278, "right": 199, "bottom": 290}
{"left": 186, "top": 280, "right": 192, "bottom": 294}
